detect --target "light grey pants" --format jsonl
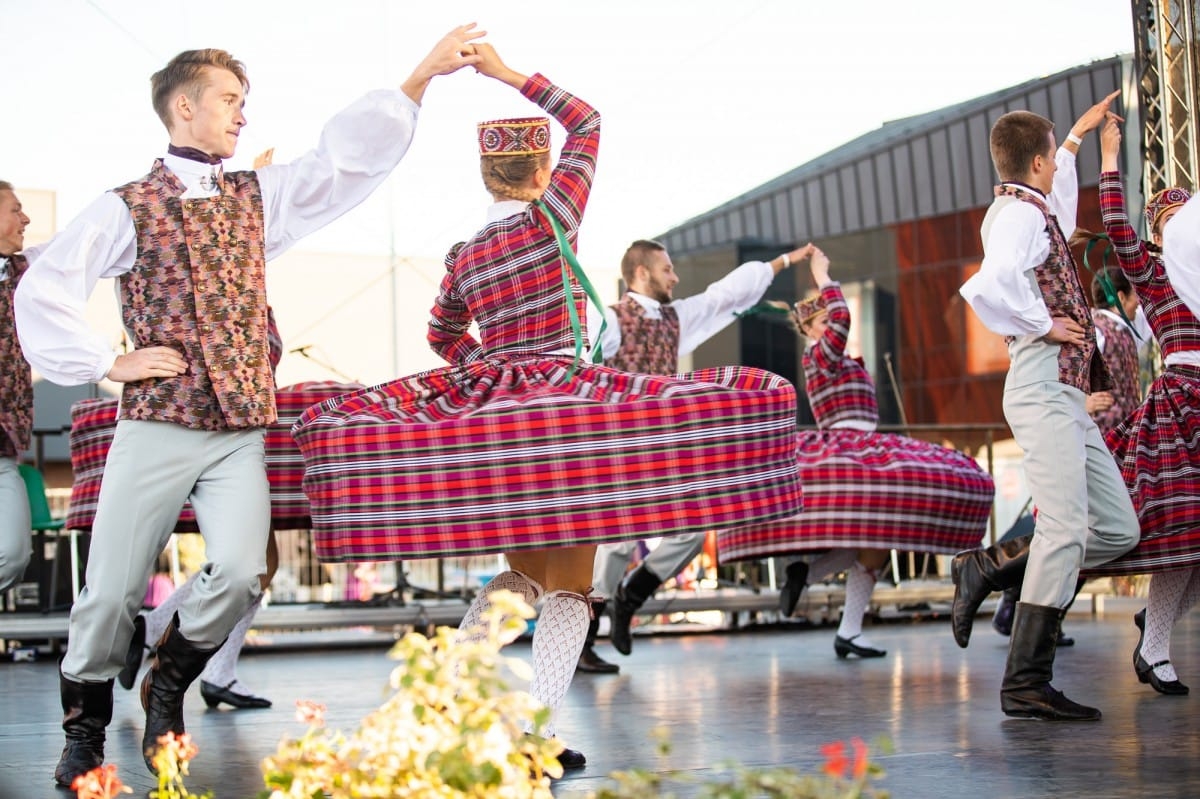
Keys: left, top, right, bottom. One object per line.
{"left": 61, "top": 421, "right": 269, "bottom": 681}
{"left": 1004, "top": 381, "right": 1139, "bottom": 608}
{"left": 592, "top": 533, "right": 707, "bottom": 599}
{"left": 0, "top": 457, "right": 32, "bottom": 593}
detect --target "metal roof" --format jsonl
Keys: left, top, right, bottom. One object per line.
{"left": 659, "top": 55, "right": 1130, "bottom": 253}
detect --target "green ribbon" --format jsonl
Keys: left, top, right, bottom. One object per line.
{"left": 734, "top": 301, "right": 793, "bottom": 320}
{"left": 534, "top": 199, "right": 607, "bottom": 378}
{"left": 1082, "top": 234, "right": 1140, "bottom": 339}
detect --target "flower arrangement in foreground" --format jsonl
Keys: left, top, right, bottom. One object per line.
{"left": 74, "top": 589, "right": 890, "bottom": 798}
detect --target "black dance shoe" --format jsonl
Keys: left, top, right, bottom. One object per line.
{"left": 200, "top": 680, "right": 273, "bottom": 709}
{"left": 576, "top": 645, "right": 620, "bottom": 674}
{"left": 834, "top": 634, "right": 887, "bottom": 659}
{"left": 1132, "top": 608, "right": 1189, "bottom": 695}
{"left": 555, "top": 746, "right": 587, "bottom": 770}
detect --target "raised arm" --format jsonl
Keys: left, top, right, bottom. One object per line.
{"left": 257, "top": 25, "right": 485, "bottom": 260}
{"left": 1098, "top": 115, "right": 1156, "bottom": 286}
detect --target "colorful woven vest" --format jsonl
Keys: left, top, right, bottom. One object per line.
{"left": 112, "top": 160, "right": 275, "bottom": 430}
{"left": 605, "top": 294, "right": 681, "bottom": 375}
{"left": 0, "top": 254, "right": 32, "bottom": 456}
{"left": 999, "top": 185, "right": 1111, "bottom": 394}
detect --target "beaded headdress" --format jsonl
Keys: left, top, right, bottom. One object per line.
{"left": 477, "top": 117, "right": 551, "bottom": 156}
{"left": 1145, "top": 187, "right": 1191, "bottom": 234}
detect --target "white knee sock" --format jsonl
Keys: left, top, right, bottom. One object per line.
{"left": 143, "top": 573, "right": 198, "bottom": 647}
{"left": 836, "top": 561, "right": 878, "bottom": 644}
{"left": 807, "top": 549, "right": 860, "bottom": 585}
{"left": 528, "top": 590, "right": 590, "bottom": 738}
{"left": 456, "top": 570, "right": 544, "bottom": 646}
{"left": 1143, "top": 569, "right": 1190, "bottom": 682}
{"left": 201, "top": 593, "right": 263, "bottom": 691}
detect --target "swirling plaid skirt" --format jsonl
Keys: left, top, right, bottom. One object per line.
{"left": 292, "top": 358, "right": 802, "bottom": 561}
{"left": 717, "top": 429, "right": 995, "bottom": 562}
{"left": 1086, "top": 364, "right": 1200, "bottom": 576}
{"left": 65, "top": 381, "right": 361, "bottom": 532}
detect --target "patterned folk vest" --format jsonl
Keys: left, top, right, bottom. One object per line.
{"left": 1090, "top": 310, "right": 1141, "bottom": 434}
{"left": 605, "top": 294, "right": 681, "bottom": 375}
{"left": 112, "top": 160, "right": 275, "bottom": 430}
{"left": 0, "top": 254, "right": 33, "bottom": 457}
{"left": 999, "top": 185, "right": 1111, "bottom": 394}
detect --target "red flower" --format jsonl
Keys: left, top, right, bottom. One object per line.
{"left": 820, "top": 740, "right": 848, "bottom": 779}
{"left": 850, "top": 736, "right": 869, "bottom": 780}
{"left": 70, "top": 763, "right": 132, "bottom": 799}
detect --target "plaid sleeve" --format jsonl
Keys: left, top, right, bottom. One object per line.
{"left": 809, "top": 283, "right": 851, "bottom": 374}
{"left": 523, "top": 73, "right": 600, "bottom": 238}
{"left": 427, "top": 245, "right": 483, "bottom": 364}
{"left": 1100, "top": 171, "right": 1155, "bottom": 286}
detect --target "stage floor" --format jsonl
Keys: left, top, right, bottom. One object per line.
{"left": 3, "top": 604, "right": 1199, "bottom": 798}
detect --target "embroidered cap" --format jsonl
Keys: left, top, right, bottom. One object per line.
{"left": 1145, "top": 187, "right": 1191, "bottom": 234}
{"left": 478, "top": 116, "right": 551, "bottom": 157}
{"left": 792, "top": 293, "right": 827, "bottom": 329}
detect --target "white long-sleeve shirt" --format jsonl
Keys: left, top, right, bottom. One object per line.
{"left": 959, "top": 147, "right": 1080, "bottom": 337}
{"left": 1163, "top": 192, "right": 1200, "bottom": 320}
{"left": 593, "top": 259, "right": 775, "bottom": 360}
{"left": 16, "top": 89, "right": 419, "bottom": 386}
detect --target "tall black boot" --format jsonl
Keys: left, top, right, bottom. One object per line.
{"left": 611, "top": 564, "right": 662, "bottom": 656}
{"left": 1000, "top": 602, "right": 1100, "bottom": 721}
{"left": 951, "top": 534, "right": 1032, "bottom": 648}
{"left": 140, "top": 614, "right": 221, "bottom": 772}
{"left": 577, "top": 599, "right": 619, "bottom": 674}
{"left": 54, "top": 674, "right": 114, "bottom": 787}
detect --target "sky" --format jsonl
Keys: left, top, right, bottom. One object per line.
{"left": 2, "top": 0, "right": 1138, "bottom": 387}
{"left": 4, "top": 0, "right": 1137, "bottom": 268}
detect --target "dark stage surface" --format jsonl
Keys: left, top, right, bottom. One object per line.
{"left": 3, "top": 608, "right": 1198, "bottom": 798}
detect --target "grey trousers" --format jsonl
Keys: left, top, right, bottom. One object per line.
{"left": 0, "top": 457, "right": 32, "bottom": 593}
{"left": 592, "top": 533, "right": 707, "bottom": 598}
{"left": 1004, "top": 381, "right": 1139, "bottom": 608}
{"left": 61, "top": 421, "right": 270, "bottom": 681}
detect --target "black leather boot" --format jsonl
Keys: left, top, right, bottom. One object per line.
{"left": 1000, "top": 602, "right": 1100, "bottom": 721}
{"left": 611, "top": 564, "right": 662, "bottom": 656}
{"left": 577, "top": 599, "right": 619, "bottom": 674}
{"left": 778, "top": 560, "right": 809, "bottom": 618}
{"left": 54, "top": 674, "right": 114, "bottom": 787}
{"left": 140, "top": 614, "right": 221, "bottom": 772}
{"left": 992, "top": 586, "right": 1019, "bottom": 636}
{"left": 117, "top": 614, "right": 147, "bottom": 690}
{"left": 951, "top": 534, "right": 1031, "bottom": 648}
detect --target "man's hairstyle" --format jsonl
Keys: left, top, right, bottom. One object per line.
{"left": 620, "top": 239, "right": 667, "bottom": 284}
{"left": 989, "top": 111, "right": 1055, "bottom": 181}
{"left": 150, "top": 49, "right": 249, "bottom": 130}
{"left": 0, "top": 181, "right": 12, "bottom": 193}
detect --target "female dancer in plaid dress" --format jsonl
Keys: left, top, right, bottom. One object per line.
{"left": 1093, "top": 115, "right": 1200, "bottom": 695}
{"left": 293, "top": 45, "right": 800, "bottom": 766}
{"left": 719, "top": 248, "right": 994, "bottom": 658}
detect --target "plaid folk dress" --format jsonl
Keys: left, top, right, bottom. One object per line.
{"left": 1085, "top": 173, "right": 1200, "bottom": 576}
{"left": 718, "top": 282, "right": 994, "bottom": 562}
{"left": 292, "top": 76, "right": 801, "bottom": 562}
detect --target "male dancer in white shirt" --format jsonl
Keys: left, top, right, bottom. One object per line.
{"left": 581, "top": 238, "right": 811, "bottom": 672}
{"left": 957, "top": 91, "right": 1138, "bottom": 720}
{"left": 16, "top": 27, "right": 486, "bottom": 786}
{"left": 0, "top": 183, "right": 34, "bottom": 598}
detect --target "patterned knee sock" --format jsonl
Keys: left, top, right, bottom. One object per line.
{"left": 456, "top": 570, "right": 544, "bottom": 646}
{"left": 528, "top": 590, "right": 590, "bottom": 738}
{"left": 144, "top": 574, "right": 197, "bottom": 647}
{"left": 836, "top": 561, "right": 878, "bottom": 644}
{"left": 807, "top": 549, "right": 860, "bottom": 585}
{"left": 201, "top": 593, "right": 263, "bottom": 691}
{"left": 1143, "top": 569, "right": 1190, "bottom": 682}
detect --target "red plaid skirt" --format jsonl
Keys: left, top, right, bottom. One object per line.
{"left": 66, "top": 381, "right": 361, "bottom": 532}
{"left": 716, "top": 430, "right": 995, "bottom": 561}
{"left": 292, "top": 359, "right": 802, "bottom": 561}
{"left": 1086, "top": 364, "right": 1200, "bottom": 576}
